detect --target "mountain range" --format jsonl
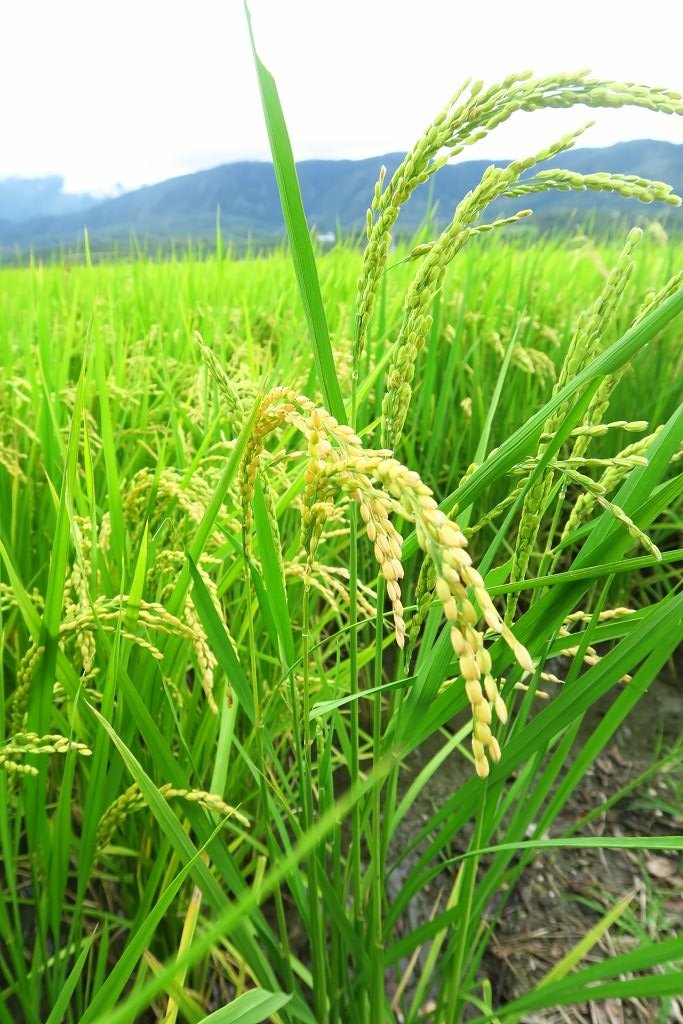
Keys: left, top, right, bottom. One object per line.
{"left": 1, "top": 140, "right": 681, "bottom": 258}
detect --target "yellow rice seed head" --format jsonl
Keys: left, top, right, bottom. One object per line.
{"left": 388, "top": 536, "right": 403, "bottom": 561}
{"left": 475, "top": 647, "right": 492, "bottom": 675}
{"left": 395, "top": 618, "right": 406, "bottom": 648}
{"left": 484, "top": 607, "right": 503, "bottom": 633}
{"left": 359, "top": 503, "right": 371, "bottom": 524}
{"left": 474, "top": 700, "right": 492, "bottom": 726}
{"left": 483, "top": 674, "right": 498, "bottom": 703}
{"left": 450, "top": 627, "right": 468, "bottom": 657}
{"left": 419, "top": 495, "right": 439, "bottom": 518}
{"left": 441, "top": 523, "right": 467, "bottom": 549}
{"left": 514, "top": 642, "right": 535, "bottom": 674}
{"left": 382, "top": 561, "right": 397, "bottom": 582}
{"left": 475, "top": 586, "right": 496, "bottom": 618}
{"left": 375, "top": 533, "right": 390, "bottom": 555}
{"left": 464, "top": 625, "right": 480, "bottom": 650}
{"left": 366, "top": 520, "right": 377, "bottom": 542}
{"left": 386, "top": 579, "right": 401, "bottom": 604}
{"left": 463, "top": 566, "right": 485, "bottom": 590}
{"left": 428, "top": 506, "right": 447, "bottom": 528}
{"left": 494, "top": 695, "right": 508, "bottom": 723}
{"left": 460, "top": 654, "right": 481, "bottom": 682}
{"left": 462, "top": 600, "right": 478, "bottom": 626}
{"left": 443, "top": 596, "right": 458, "bottom": 622}
{"left": 474, "top": 720, "right": 492, "bottom": 744}
{"left": 449, "top": 579, "right": 468, "bottom": 602}
{"left": 488, "top": 736, "right": 502, "bottom": 763}
{"left": 465, "top": 678, "right": 484, "bottom": 705}
{"left": 475, "top": 756, "right": 490, "bottom": 779}
{"left": 436, "top": 578, "right": 451, "bottom": 604}
{"left": 374, "top": 542, "right": 384, "bottom": 563}
{"left": 340, "top": 425, "right": 362, "bottom": 445}
{"left": 472, "top": 738, "right": 486, "bottom": 761}
{"left": 442, "top": 564, "right": 460, "bottom": 587}
{"left": 392, "top": 558, "right": 405, "bottom": 580}
{"left": 456, "top": 547, "right": 473, "bottom": 568}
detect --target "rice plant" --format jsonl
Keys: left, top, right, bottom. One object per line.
{"left": 0, "top": 11, "right": 682, "bottom": 1024}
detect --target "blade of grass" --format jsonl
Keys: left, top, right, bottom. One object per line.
{"left": 244, "top": 2, "right": 345, "bottom": 424}
{"left": 87, "top": 753, "right": 395, "bottom": 1024}
{"left": 197, "top": 989, "right": 292, "bottom": 1024}
{"left": 188, "top": 556, "right": 254, "bottom": 722}
{"left": 401, "top": 283, "right": 683, "bottom": 560}
{"left": 80, "top": 819, "right": 227, "bottom": 1023}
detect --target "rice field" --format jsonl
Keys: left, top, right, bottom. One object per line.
{"left": 1, "top": 59, "right": 682, "bottom": 1024}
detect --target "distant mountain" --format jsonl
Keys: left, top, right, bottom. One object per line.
{"left": 1, "top": 140, "right": 681, "bottom": 257}
{"left": 0, "top": 176, "right": 99, "bottom": 223}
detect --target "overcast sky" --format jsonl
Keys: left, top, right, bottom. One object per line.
{"left": 2, "top": 0, "right": 683, "bottom": 194}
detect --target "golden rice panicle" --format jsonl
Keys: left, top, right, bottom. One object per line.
{"left": 566, "top": 232, "right": 648, "bottom": 465}
{"left": 301, "top": 408, "right": 337, "bottom": 579}
{"left": 10, "top": 642, "right": 44, "bottom": 733}
{"left": 63, "top": 516, "right": 97, "bottom": 674}
{"left": 0, "top": 437, "right": 25, "bottom": 481}
{"left": 564, "top": 606, "right": 635, "bottom": 625}
{"left": 595, "top": 495, "right": 662, "bottom": 561}
{"left": 239, "top": 386, "right": 297, "bottom": 556}
{"left": 239, "top": 387, "right": 534, "bottom": 772}
{"left": 301, "top": 497, "right": 335, "bottom": 580}
{"left": 52, "top": 593, "right": 217, "bottom": 710}
{"left": 369, "top": 458, "right": 533, "bottom": 760}
{"left": 195, "top": 329, "right": 245, "bottom": 423}
{"left": 560, "top": 427, "right": 663, "bottom": 543}
{"left": 556, "top": 228, "right": 641, "bottom": 398}
{"left": 185, "top": 592, "right": 218, "bottom": 714}
{"left": 96, "top": 781, "right": 249, "bottom": 851}
{"left": 506, "top": 230, "right": 641, "bottom": 623}
{"left": 96, "top": 782, "right": 145, "bottom": 849}
{"left": 0, "top": 732, "right": 91, "bottom": 778}
{"left": 380, "top": 127, "right": 594, "bottom": 450}
{"left": 505, "top": 168, "right": 681, "bottom": 206}
{"left": 359, "top": 495, "right": 406, "bottom": 648}
{"left": 286, "top": 561, "right": 376, "bottom": 621}
{"left": 354, "top": 71, "right": 683, "bottom": 370}
{"left": 556, "top": 623, "right": 632, "bottom": 684}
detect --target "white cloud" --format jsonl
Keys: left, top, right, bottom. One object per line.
{"left": 1, "top": 0, "right": 682, "bottom": 193}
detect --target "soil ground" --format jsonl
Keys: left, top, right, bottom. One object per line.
{"left": 389, "top": 662, "right": 683, "bottom": 1022}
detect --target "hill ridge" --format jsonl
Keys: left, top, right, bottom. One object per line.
{"left": 1, "top": 139, "right": 681, "bottom": 254}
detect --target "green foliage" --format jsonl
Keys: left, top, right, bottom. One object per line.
{"left": 0, "top": 28, "right": 682, "bottom": 1024}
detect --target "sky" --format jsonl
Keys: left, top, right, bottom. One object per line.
{"left": 2, "top": 0, "right": 683, "bottom": 195}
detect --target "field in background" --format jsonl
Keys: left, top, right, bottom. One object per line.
{"left": 0, "top": 230, "right": 682, "bottom": 1023}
